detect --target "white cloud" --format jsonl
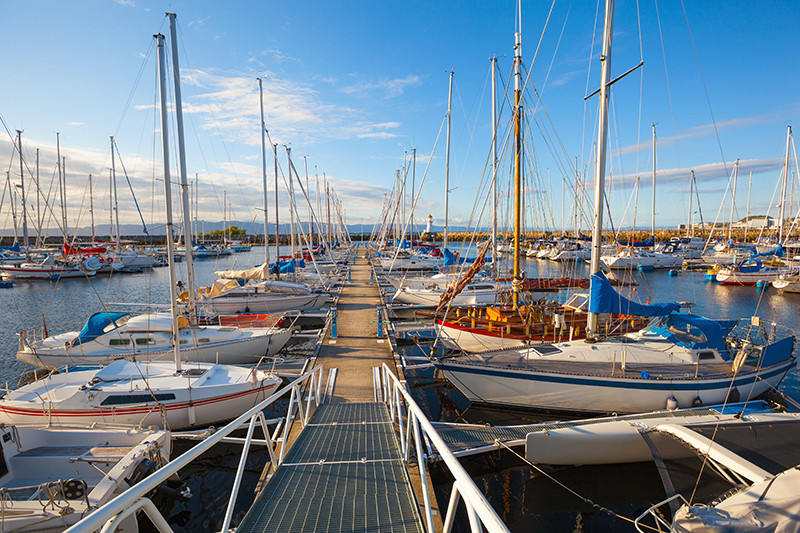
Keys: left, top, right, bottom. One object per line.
{"left": 341, "top": 75, "right": 422, "bottom": 98}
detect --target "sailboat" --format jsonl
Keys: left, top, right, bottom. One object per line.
{"left": 0, "top": 424, "right": 170, "bottom": 532}
{"left": 2, "top": 17, "right": 283, "bottom": 430}
{"left": 0, "top": 131, "right": 99, "bottom": 281}
{"left": 433, "top": 10, "right": 646, "bottom": 353}
{"left": 433, "top": 0, "right": 797, "bottom": 415}
{"left": 601, "top": 124, "right": 682, "bottom": 270}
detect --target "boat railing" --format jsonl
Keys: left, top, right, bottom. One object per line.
{"left": 633, "top": 493, "right": 690, "bottom": 532}
{"left": 377, "top": 362, "right": 509, "bottom": 533}
{"left": 61, "top": 363, "right": 325, "bottom": 533}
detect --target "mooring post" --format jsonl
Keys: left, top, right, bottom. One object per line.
{"left": 377, "top": 307, "right": 383, "bottom": 337}
{"left": 331, "top": 307, "right": 338, "bottom": 338}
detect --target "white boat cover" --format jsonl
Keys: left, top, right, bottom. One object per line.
{"left": 672, "top": 497, "right": 800, "bottom": 533}
{"left": 214, "top": 263, "right": 270, "bottom": 280}
{"left": 93, "top": 360, "right": 177, "bottom": 382}
{"left": 123, "top": 312, "right": 188, "bottom": 332}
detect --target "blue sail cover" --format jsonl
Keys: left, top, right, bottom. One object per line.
{"left": 617, "top": 236, "right": 655, "bottom": 247}
{"left": 75, "top": 312, "right": 131, "bottom": 345}
{"left": 645, "top": 313, "right": 730, "bottom": 358}
{"left": 589, "top": 271, "right": 679, "bottom": 316}
{"left": 751, "top": 245, "right": 783, "bottom": 258}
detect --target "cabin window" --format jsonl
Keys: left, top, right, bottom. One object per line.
{"left": 198, "top": 338, "right": 210, "bottom": 344}
{"left": 102, "top": 315, "right": 130, "bottom": 333}
{"left": 532, "top": 345, "right": 562, "bottom": 356}
{"left": 698, "top": 352, "right": 716, "bottom": 361}
{"left": 179, "top": 340, "right": 188, "bottom": 345}
{"left": 135, "top": 338, "right": 155, "bottom": 345}
{"left": 109, "top": 338, "right": 131, "bottom": 346}
{"left": 100, "top": 393, "right": 176, "bottom": 406}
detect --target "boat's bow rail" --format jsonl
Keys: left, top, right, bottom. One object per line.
{"left": 60, "top": 364, "right": 326, "bottom": 533}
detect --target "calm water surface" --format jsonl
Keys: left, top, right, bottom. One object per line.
{"left": 3, "top": 245, "right": 799, "bottom": 532}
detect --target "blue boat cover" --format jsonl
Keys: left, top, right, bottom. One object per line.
{"left": 0, "top": 243, "right": 20, "bottom": 252}
{"left": 443, "top": 248, "right": 458, "bottom": 266}
{"left": 616, "top": 236, "right": 655, "bottom": 247}
{"left": 589, "top": 271, "right": 679, "bottom": 316}
{"left": 645, "top": 313, "right": 730, "bottom": 357}
{"left": 751, "top": 245, "right": 783, "bottom": 258}
{"left": 736, "top": 259, "right": 762, "bottom": 273}
{"left": 75, "top": 312, "right": 131, "bottom": 345}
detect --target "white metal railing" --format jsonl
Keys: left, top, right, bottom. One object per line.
{"left": 378, "top": 363, "right": 510, "bottom": 533}
{"left": 634, "top": 493, "right": 689, "bottom": 532}
{"left": 63, "top": 364, "right": 325, "bottom": 533}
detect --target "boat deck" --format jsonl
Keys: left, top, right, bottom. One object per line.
{"left": 445, "top": 353, "right": 749, "bottom": 381}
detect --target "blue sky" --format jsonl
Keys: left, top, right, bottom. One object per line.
{"left": 1, "top": 0, "right": 798, "bottom": 237}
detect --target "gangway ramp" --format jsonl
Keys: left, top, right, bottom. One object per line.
{"left": 236, "top": 402, "right": 424, "bottom": 533}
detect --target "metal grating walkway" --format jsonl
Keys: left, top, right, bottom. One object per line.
{"left": 236, "top": 403, "right": 425, "bottom": 533}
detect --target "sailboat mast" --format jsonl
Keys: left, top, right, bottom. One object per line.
{"left": 17, "top": 131, "right": 29, "bottom": 258}
{"left": 223, "top": 189, "right": 227, "bottom": 246}
{"left": 156, "top": 32, "right": 182, "bottom": 371}
{"left": 745, "top": 169, "right": 752, "bottom": 242}
{"left": 444, "top": 69, "right": 453, "bottom": 250}
{"left": 286, "top": 147, "right": 295, "bottom": 254}
{"left": 35, "top": 149, "right": 41, "bottom": 247}
{"left": 274, "top": 143, "right": 280, "bottom": 279}
{"left": 587, "top": 0, "right": 615, "bottom": 335}
{"left": 651, "top": 123, "right": 656, "bottom": 240}
{"left": 168, "top": 13, "right": 198, "bottom": 326}
{"left": 89, "top": 174, "right": 95, "bottom": 243}
{"left": 687, "top": 171, "right": 694, "bottom": 239}
{"left": 728, "top": 159, "right": 739, "bottom": 243}
{"left": 512, "top": 0, "right": 524, "bottom": 309}
{"left": 258, "top": 78, "right": 270, "bottom": 265}
{"left": 111, "top": 137, "right": 120, "bottom": 248}
{"left": 57, "top": 133, "right": 66, "bottom": 245}
{"left": 491, "top": 56, "right": 498, "bottom": 274}
{"left": 779, "top": 125, "right": 792, "bottom": 243}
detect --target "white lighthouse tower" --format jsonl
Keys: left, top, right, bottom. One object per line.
{"left": 425, "top": 214, "right": 434, "bottom": 234}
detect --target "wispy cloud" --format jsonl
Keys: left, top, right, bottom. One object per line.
{"left": 248, "top": 49, "right": 303, "bottom": 67}
{"left": 188, "top": 17, "right": 211, "bottom": 26}
{"left": 607, "top": 158, "right": 785, "bottom": 190}
{"left": 113, "top": 0, "right": 135, "bottom": 6}
{"left": 341, "top": 75, "right": 422, "bottom": 98}
{"left": 613, "top": 113, "right": 782, "bottom": 158}
{"left": 69, "top": 122, "right": 84, "bottom": 126}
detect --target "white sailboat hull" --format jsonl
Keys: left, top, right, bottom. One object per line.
{"left": 199, "top": 292, "right": 329, "bottom": 314}
{"left": 0, "top": 361, "right": 281, "bottom": 430}
{"left": 435, "top": 321, "right": 528, "bottom": 352}
{"left": 18, "top": 327, "right": 291, "bottom": 368}
{"left": 436, "top": 358, "right": 792, "bottom": 415}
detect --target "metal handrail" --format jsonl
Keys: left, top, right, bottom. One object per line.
{"left": 633, "top": 493, "right": 689, "bottom": 532}
{"left": 380, "top": 363, "right": 509, "bottom": 533}
{"left": 62, "top": 364, "right": 324, "bottom": 533}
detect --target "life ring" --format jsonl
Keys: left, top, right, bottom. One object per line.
{"left": 199, "top": 287, "right": 210, "bottom": 295}
{"left": 178, "top": 290, "right": 189, "bottom": 303}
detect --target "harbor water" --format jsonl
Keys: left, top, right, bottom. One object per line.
{"left": 2, "top": 246, "right": 799, "bottom": 532}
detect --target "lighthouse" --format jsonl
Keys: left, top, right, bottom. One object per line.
{"left": 426, "top": 214, "right": 434, "bottom": 234}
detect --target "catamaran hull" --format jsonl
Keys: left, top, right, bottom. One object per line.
{"left": 435, "top": 359, "right": 794, "bottom": 415}
{"left": 17, "top": 329, "right": 291, "bottom": 368}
